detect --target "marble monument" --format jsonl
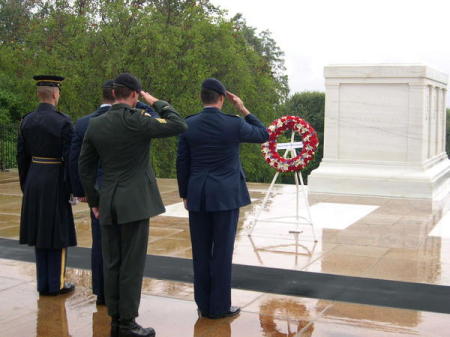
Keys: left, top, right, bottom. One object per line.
{"left": 308, "top": 64, "right": 450, "bottom": 199}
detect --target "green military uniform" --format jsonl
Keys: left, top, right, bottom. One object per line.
{"left": 79, "top": 100, "right": 187, "bottom": 322}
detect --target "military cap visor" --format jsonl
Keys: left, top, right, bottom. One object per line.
{"left": 201, "top": 78, "right": 226, "bottom": 96}
{"left": 103, "top": 80, "right": 114, "bottom": 89}
{"left": 114, "top": 73, "right": 142, "bottom": 92}
{"left": 33, "top": 75, "right": 64, "bottom": 88}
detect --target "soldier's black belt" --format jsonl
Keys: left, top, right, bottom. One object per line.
{"left": 32, "top": 156, "right": 62, "bottom": 165}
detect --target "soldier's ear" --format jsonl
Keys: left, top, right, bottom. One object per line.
{"left": 52, "top": 88, "right": 59, "bottom": 100}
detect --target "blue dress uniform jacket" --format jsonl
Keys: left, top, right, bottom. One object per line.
{"left": 17, "top": 103, "right": 76, "bottom": 249}
{"left": 176, "top": 107, "right": 269, "bottom": 211}
{"left": 17, "top": 102, "right": 76, "bottom": 294}
{"left": 176, "top": 106, "right": 268, "bottom": 317}
{"left": 69, "top": 105, "right": 110, "bottom": 196}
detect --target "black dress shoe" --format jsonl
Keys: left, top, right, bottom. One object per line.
{"left": 208, "top": 306, "right": 241, "bottom": 319}
{"left": 96, "top": 295, "right": 106, "bottom": 305}
{"left": 39, "top": 283, "right": 75, "bottom": 296}
{"left": 39, "top": 290, "right": 57, "bottom": 296}
{"left": 59, "top": 282, "right": 75, "bottom": 295}
{"left": 197, "top": 308, "right": 208, "bottom": 318}
{"left": 111, "top": 317, "right": 119, "bottom": 337}
{"left": 119, "top": 319, "right": 155, "bottom": 337}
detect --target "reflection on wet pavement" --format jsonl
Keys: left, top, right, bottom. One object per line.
{"left": 2, "top": 258, "right": 450, "bottom": 337}
{"left": 2, "top": 171, "right": 450, "bottom": 336}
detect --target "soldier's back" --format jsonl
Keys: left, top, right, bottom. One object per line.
{"left": 21, "top": 103, "right": 71, "bottom": 158}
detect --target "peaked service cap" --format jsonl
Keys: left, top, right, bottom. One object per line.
{"left": 201, "top": 78, "right": 226, "bottom": 96}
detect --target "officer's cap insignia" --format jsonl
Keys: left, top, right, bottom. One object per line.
{"left": 155, "top": 118, "right": 167, "bottom": 123}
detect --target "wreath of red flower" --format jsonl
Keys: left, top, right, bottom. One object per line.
{"left": 261, "top": 116, "right": 319, "bottom": 173}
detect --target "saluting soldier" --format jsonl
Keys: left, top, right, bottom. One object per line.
{"left": 69, "top": 79, "right": 115, "bottom": 306}
{"left": 17, "top": 75, "right": 76, "bottom": 296}
{"left": 69, "top": 80, "right": 159, "bottom": 306}
{"left": 79, "top": 73, "right": 187, "bottom": 337}
{"left": 176, "top": 78, "right": 269, "bottom": 319}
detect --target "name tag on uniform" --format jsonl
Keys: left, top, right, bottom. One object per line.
{"left": 155, "top": 118, "right": 167, "bottom": 123}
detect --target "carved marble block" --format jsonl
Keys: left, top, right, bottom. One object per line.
{"left": 308, "top": 64, "right": 450, "bottom": 199}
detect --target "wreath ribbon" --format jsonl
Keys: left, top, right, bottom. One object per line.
{"left": 261, "top": 116, "right": 319, "bottom": 172}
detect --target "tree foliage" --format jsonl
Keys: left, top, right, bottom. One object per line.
{"left": 0, "top": 0, "right": 290, "bottom": 181}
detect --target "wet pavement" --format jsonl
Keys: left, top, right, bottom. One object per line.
{"left": 1, "top": 170, "right": 450, "bottom": 336}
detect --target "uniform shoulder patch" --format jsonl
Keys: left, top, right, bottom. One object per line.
{"left": 139, "top": 109, "right": 152, "bottom": 117}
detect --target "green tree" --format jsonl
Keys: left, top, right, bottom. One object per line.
{"left": 0, "top": 0, "right": 288, "bottom": 179}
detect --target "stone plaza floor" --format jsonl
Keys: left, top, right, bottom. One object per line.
{"left": 1, "top": 170, "right": 450, "bottom": 336}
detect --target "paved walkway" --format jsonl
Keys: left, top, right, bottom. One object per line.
{"left": 1, "top": 171, "right": 450, "bottom": 336}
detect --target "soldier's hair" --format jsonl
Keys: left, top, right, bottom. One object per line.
{"left": 37, "top": 86, "right": 58, "bottom": 101}
{"left": 200, "top": 88, "right": 221, "bottom": 104}
{"left": 113, "top": 86, "right": 134, "bottom": 99}
{"left": 102, "top": 87, "right": 115, "bottom": 102}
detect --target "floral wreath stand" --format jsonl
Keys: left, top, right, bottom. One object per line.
{"left": 247, "top": 116, "right": 318, "bottom": 246}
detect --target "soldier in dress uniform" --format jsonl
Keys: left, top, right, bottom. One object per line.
{"left": 79, "top": 73, "right": 187, "bottom": 337}
{"left": 69, "top": 79, "right": 115, "bottom": 306}
{"left": 17, "top": 75, "right": 76, "bottom": 296}
{"left": 176, "top": 78, "right": 269, "bottom": 319}
{"left": 69, "top": 80, "right": 159, "bottom": 306}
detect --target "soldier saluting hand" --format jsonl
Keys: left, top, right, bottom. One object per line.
{"left": 79, "top": 73, "right": 187, "bottom": 337}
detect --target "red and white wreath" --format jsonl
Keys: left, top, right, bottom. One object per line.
{"left": 261, "top": 116, "right": 319, "bottom": 172}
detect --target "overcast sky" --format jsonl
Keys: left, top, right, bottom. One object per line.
{"left": 211, "top": 0, "right": 450, "bottom": 105}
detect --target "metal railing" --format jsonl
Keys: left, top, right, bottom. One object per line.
{"left": 0, "top": 123, "right": 19, "bottom": 171}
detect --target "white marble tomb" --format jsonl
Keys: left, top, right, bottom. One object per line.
{"left": 308, "top": 64, "right": 450, "bottom": 199}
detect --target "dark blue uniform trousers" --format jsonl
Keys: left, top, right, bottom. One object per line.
{"left": 188, "top": 209, "right": 239, "bottom": 316}
{"left": 91, "top": 211, "right": 104, "bottom": 298}
{"left": 35, "top": 247, "right": 66, "bottom": 294}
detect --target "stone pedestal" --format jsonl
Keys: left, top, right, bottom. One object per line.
{"left": 308, "top": 64, "right": 450, "bottom": 199}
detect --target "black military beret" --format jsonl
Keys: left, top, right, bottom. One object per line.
{"left": 103, "top": 80, "right": 114, "bottom": 89}
{"left": 201, "top": 78, "right": 226, "bottom": 96}
{"left": 114, "top": 73, "right": 142, "bottom": 92}
{"left": 33, "top": 75, "right": 64, "bottom": 88}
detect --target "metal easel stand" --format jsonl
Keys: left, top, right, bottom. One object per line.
{"left": 247, "top": 133, "right": 317, "bottom": 243}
